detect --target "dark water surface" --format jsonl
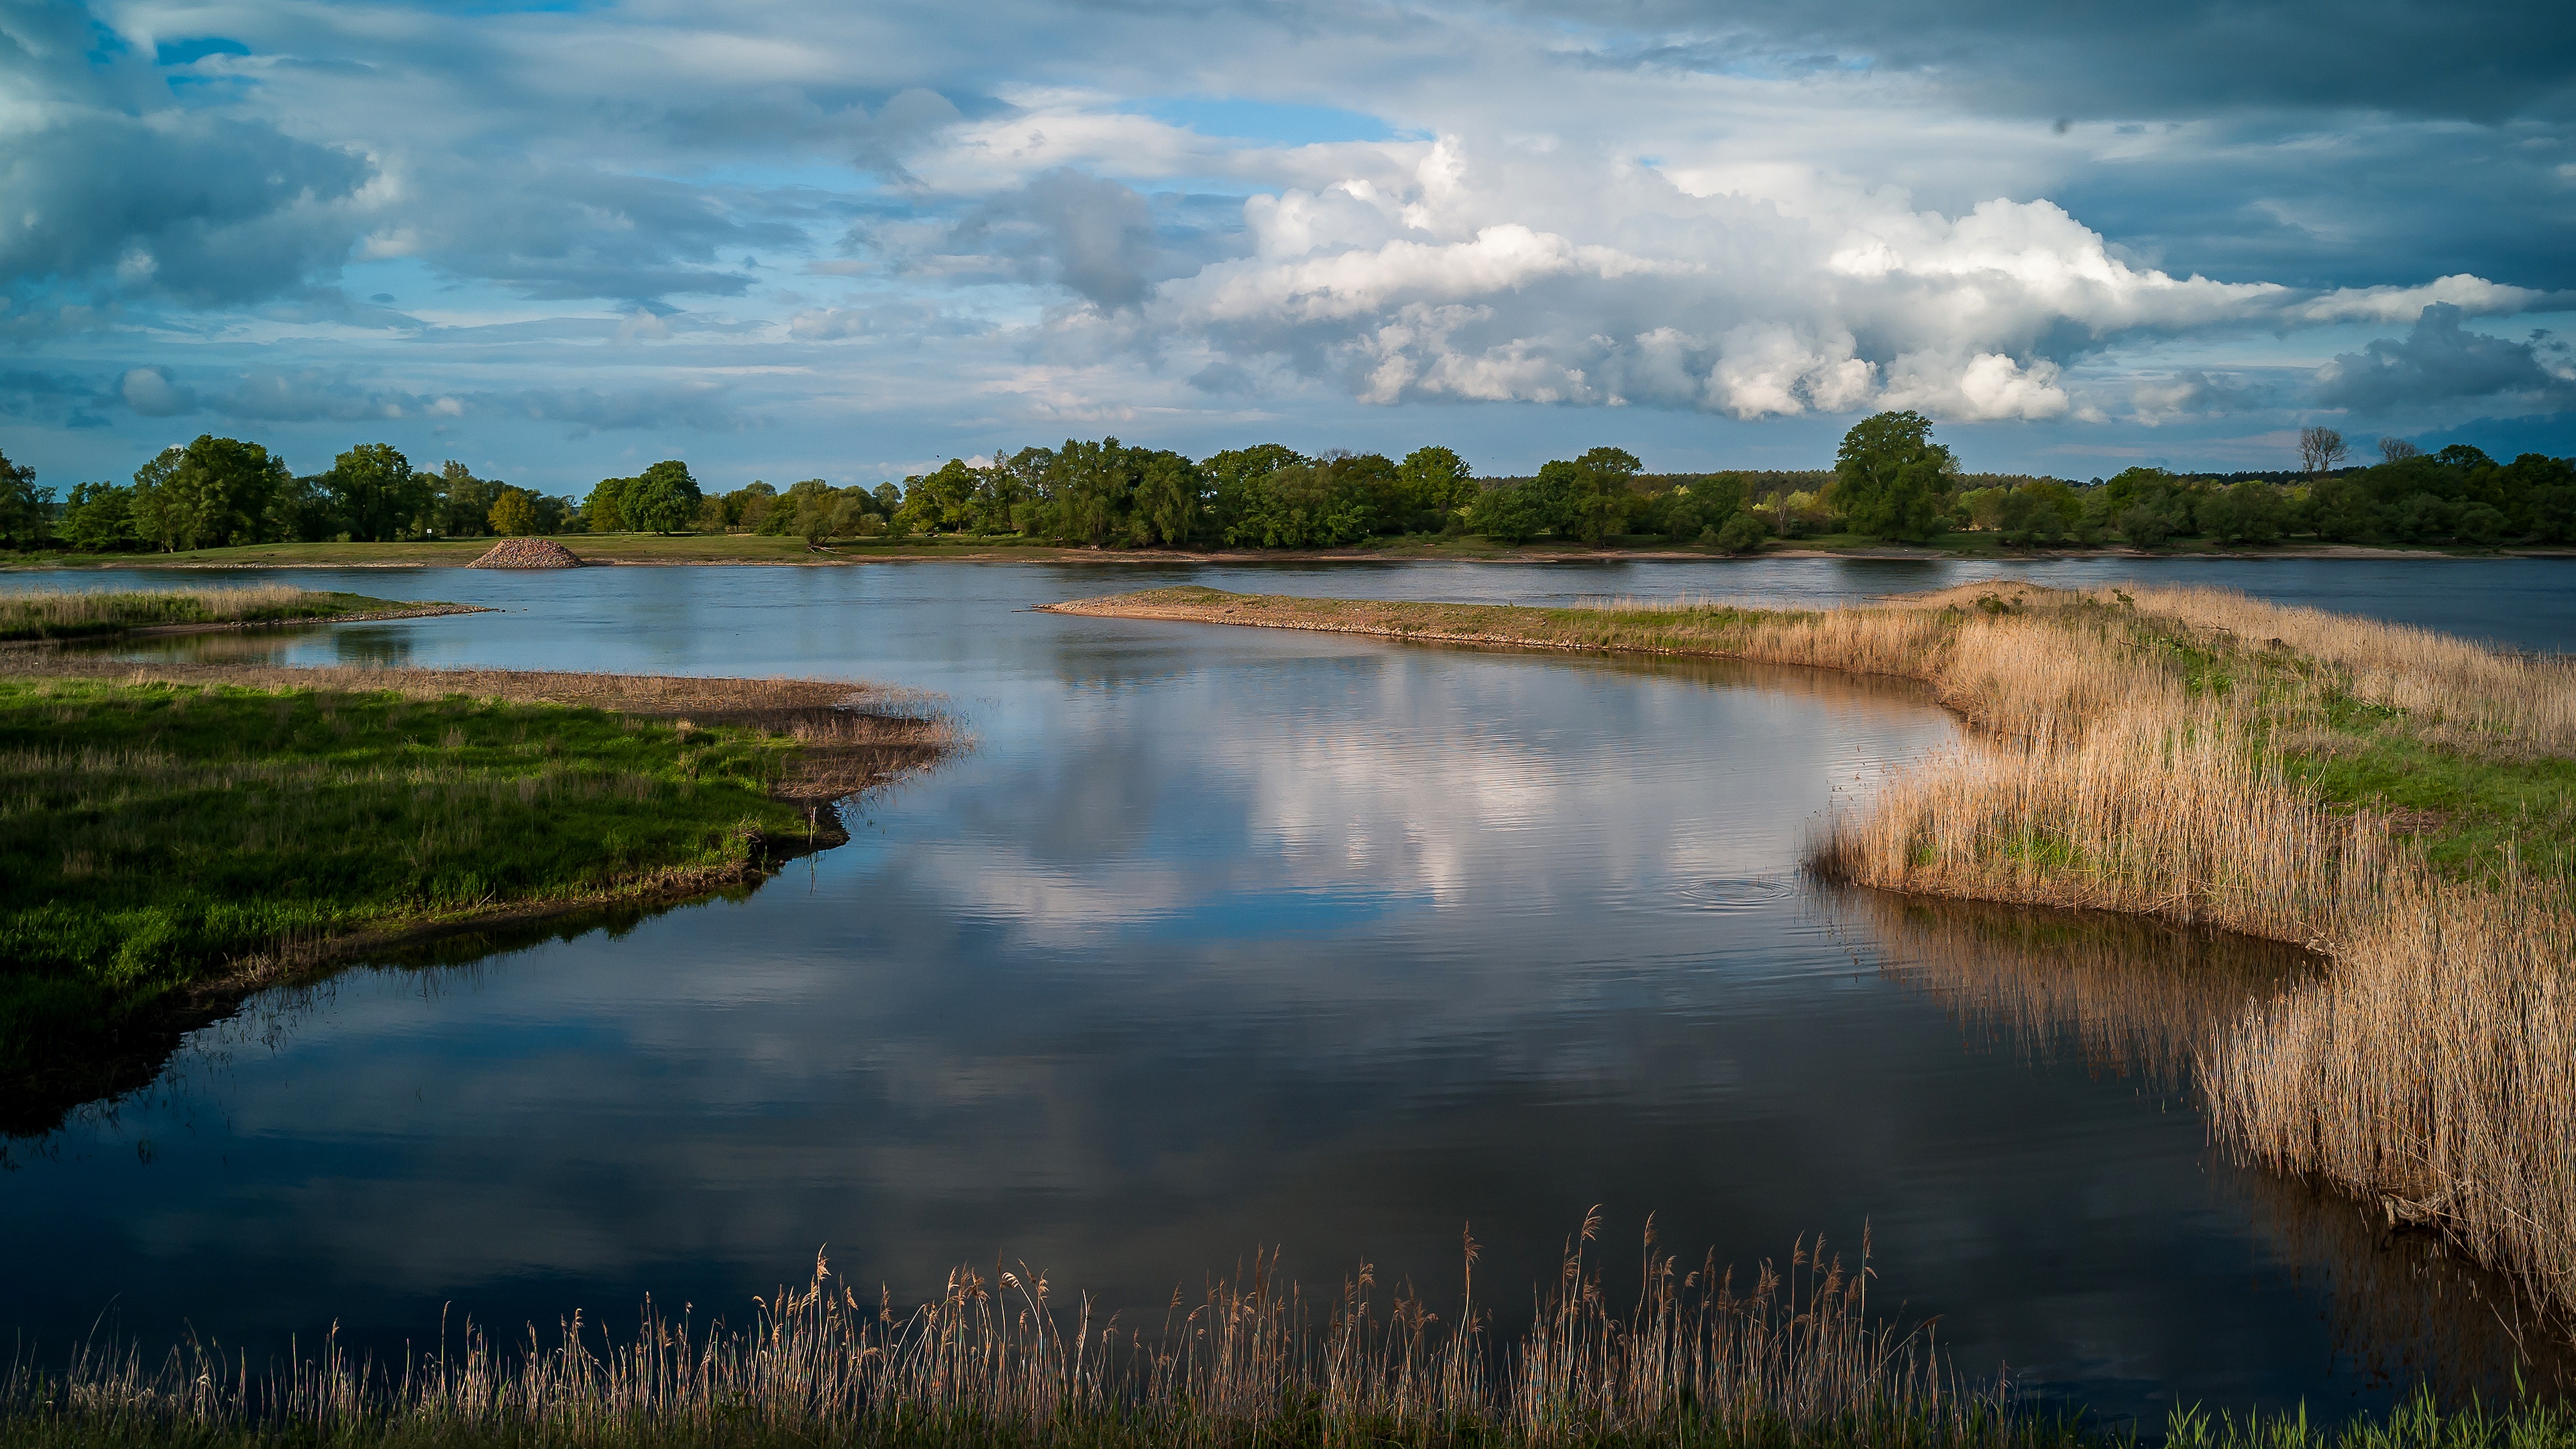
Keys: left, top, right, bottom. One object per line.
{"left": 4, "top": 558, "right": 2568, "bottom": 1421}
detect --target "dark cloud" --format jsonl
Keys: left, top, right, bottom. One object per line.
{"left": 2314, "top": 304, "right": 2575, "bottom": 413}
{"left": 946, "top": 169, "right": 1161, "bottom": 310}
{"left": 851, "top": 89, "right": 967, "bottom": 182}
{"left": 393, "top": 164, "right": 798, "bottom": 303}
{"left": 0, "top": 1, "right": 374, "bottom": 306}
{"left": 1586, "top": 0, "right": 2576, "bottom": 123}
{"left": 496, "top": 383, "right": 742, "bottom": 433}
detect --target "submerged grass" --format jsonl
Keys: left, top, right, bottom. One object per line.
{"left": 0, "top": 586, "right": 464, "bottom": 640}
{"left": 1050, "top": 584, "right": 2576, "bottom": 1336}
{"left": 0, "top": 659, "right": 954, "bottom": 1100}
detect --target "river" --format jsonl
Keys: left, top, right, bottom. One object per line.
{"left": 3, "top": 556, "right": 2568, "bottom": 1422}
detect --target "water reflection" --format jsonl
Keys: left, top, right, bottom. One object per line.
{"left": 1843, "top": 887, "right": 2569, "bottom": 1401}
{"left": 1836, "top": 890, "right": 2315, "bottom": 1087}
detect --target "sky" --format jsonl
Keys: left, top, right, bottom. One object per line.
{"left": 3, "top": 0, "right": 2574, "bottom": 495}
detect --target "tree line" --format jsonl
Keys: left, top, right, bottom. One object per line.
{"left": 2, "top": 418, "right": 2570, "bottom": 554}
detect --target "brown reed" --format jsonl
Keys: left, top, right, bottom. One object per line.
{"left": 3, "top": 1227, "right": 2030, "bottom": 1448}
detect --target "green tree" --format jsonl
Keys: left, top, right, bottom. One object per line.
{"left": 623, "top": 460, "right": 702, "bottom": 533}
{"left": 2198, "top": 482, "right": 2284, "bottom": 544}
{"left": 1133, "top": 452, "right": 1206, "bottom": 546}
{"left": 0, "top": 449, "right": 49, "bottom": 549}
{"left": 1394, "top": 445, "right": 1477, "bottom": 533}
{"left": 1713, "top": 511, "right": 1768, "bottom": 553}
{"left": 1831, "top": 411, "right": 1953, "bottom": 542}
{"left": 584, "top": 477, "right": 632, "bottom": 533}
{"left": 1559, "top": 446, "right": 1643, "bottom": 545}
{"left": 58, "top": 482, "right": 138, "bottom": 551}
{"left": 1467, "top": 483, "right": 1547, "bottom": 543}
{"left": 488, "top": 488, "right": 538, "bottom": 536}
{"left": 326, "top": 443, "right": 429, "bottom": 541}
{"left": 131, "top": 435, "right": 289, "bottom": 551}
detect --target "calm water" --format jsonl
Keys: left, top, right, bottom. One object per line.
{"left": 4, "top": 557, "right": 2569, "bottom": 1421}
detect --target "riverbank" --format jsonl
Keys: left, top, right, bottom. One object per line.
{"left": 0, "top": 584, "right": 482, "bottom": 640}
{"left": 0, "top": 657, "right": 954, "bottom": 1130}
{"left": 10, "top": 1236, "right": 2571, "bottom": 1449}
{"left": 9, "top": 532, "right": 2565, "bottom": 570}
{"left": 1049, "top": 583, "right": 2576, "bottom": 1331}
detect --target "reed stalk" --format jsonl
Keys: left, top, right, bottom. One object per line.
{"left": 0, "top": 1230, "right": 2055, "bottom": 1449}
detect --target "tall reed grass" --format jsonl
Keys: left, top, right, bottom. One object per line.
{"left": 0, "top": 587, "right": 397, "bottom": 641}
{"left": 1, "top": 1228, "right": 2056, "bottom": 1449}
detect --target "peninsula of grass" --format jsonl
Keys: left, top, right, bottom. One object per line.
{"left": 1051, "top": 583, "right": 2576, "bottom": 1332}
{"left": 0, "top": 584, "right": 478, "bottom": 641}
{"left": 0, "top": 658, "right": 950, "bottom": 1118}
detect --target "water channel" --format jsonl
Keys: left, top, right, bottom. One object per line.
{"left": 4, "top": 556, "right": 2571, "bottom": 1423}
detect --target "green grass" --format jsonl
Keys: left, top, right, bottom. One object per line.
{"left": 0, "top": 675, "right": 812, "bottom": 1073}
{"left": 0, "top": 587, "right": 436, "bottom": 640}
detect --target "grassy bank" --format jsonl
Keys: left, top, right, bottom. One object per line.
{"left": 6, "top": 1233, "right": 2571, "bottom": 1449}
{"left": 1049, "top": 584, "right": 2576, "bottom": 1330}
{"left": 0, "top": 585, "right": 476, "bottom": 640}
{"left": 0, "top": 658, "right": 951, "bottom": 1118}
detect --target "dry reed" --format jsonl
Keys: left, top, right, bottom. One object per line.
{"left": 2, "top": 1226, "right": 2037, "bottom": 1449}
{"left": 0, "top": 586, "right": 470, "bottom": 641}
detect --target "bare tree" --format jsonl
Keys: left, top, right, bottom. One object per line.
{"left": 2379, "top": 437, "right": 2422, "bottom": 464}
{"left": 2299, "top": 426, "right": 2349, "bottom": 476}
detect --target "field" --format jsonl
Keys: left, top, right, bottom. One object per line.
{"left": 0, "top": 585, "right": 474, "bottom": 639}
{"left": 0, "top": 655, "right": 953, "bottom": 1120}
{"left": 1049, "top": 583, "right": 2576, "bottom": 1330}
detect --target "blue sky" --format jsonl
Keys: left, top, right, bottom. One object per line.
{"left": 3, "top": 0, "right": 2573, "bottom": 494}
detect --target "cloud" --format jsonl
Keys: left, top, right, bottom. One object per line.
{"left": 3, "top": 0, "right": 2572, "bottom": 487}
{"left": 941, "top": 168, "right": 1163, "bottom": 310}
{"left": 2128, "top": 368, "right": 2270, "bottom": 423}
{"left": 2313, "top": 304, "right": 2576, "bottom": 414}
{"left": 119, "top": 366, "right": 197, "bottom": 417}
{"left": 0, "top": 0, "right": 375, "bottom": 307}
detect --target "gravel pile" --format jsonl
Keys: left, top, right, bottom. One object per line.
{"left": 466, "top": 538, "right": 584, "bottom": 569}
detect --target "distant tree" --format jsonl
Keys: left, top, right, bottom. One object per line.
{"left": 2116, "top": 503, "right": 2176, "bottom": 548}
{"left": 58, "top": 482, "right": 138, "bottom": 552}
{"left": 130, "top": 436, "right": 288, "bottom": 551}
{"left": 1712, "top": 510, "right": 1768, "bottom": 553}
{"left": 1395, "top": 445, "right": 1477, "bottom": 533}
{"left": 429, "top": 462, "right": 505, "bottom": 538}
{"left": 1558, "top": 446, "right": 1642, "bottom": 545}
{"left": 1831, "top": 411, "right": 1953, "bottom": 541}
{"left": 2198, "top": 482, "right": 2284, "bottom": 544}
{"left": 584, "top": 476, "right": 633, "bottom": 532}
{"left": 1467, "top": 482, "right": 1547, "bottom": 543}
{"left": 0, "top": 448, "right": 49, "bottom": 549}
{"left": 269, "top": 471, "right": 339, "bottom": 542}
{"left": 327, "top": 443, "right": 429, "bottom": 541}
{"left": 2298, "top": 426, "right": 2349, "bottom": 476}
{"left": 2379, "top": 437, "right": 2422, "bottom": 464}
{"left": 623, "top": 462, "right": 700, "bottom": 533}
{"left": 488, "top": 487, "right": 538, "bottom": 536}
{"left": 2304, "top": 476, "right": 2380, "bottom": 541}
{"left": 1132, "top": 451, "right": 1206, "bottom": 547}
